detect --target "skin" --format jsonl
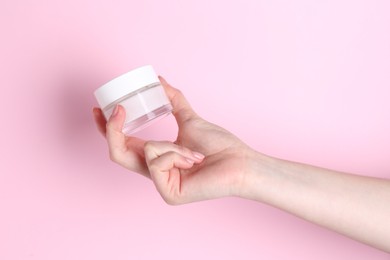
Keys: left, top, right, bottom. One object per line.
{"left": 93, "top": 76, "right": 390, "bottom": 253}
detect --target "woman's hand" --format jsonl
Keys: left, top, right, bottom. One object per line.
{"left": 93, "top": 76, "right": 390, "bottom": 251}
{"left": 93, "top": 76, "right": 255, "bottom": 204}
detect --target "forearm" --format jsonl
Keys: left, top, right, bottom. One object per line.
{"left": 240, "top": 152, "right": 390, "bottom": 252}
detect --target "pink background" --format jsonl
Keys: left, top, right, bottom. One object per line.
{"left": 1, "top": 0, "right": 389, "bottom": 259}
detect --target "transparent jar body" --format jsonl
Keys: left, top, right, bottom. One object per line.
{"left": 102, "top": 82, "right": 172, "bottom": 135}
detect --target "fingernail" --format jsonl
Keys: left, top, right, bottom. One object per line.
{"left": 111, "top": 105, "right": 119, "bottom": 117}
{"left": 186, "top": 158, "right": 195, "bottom": 164}
{"left": 192, "top": 152, "right": 205, "bottom": 160}
{"left": 158, "top": 75, "right": 166, "bottom": 83}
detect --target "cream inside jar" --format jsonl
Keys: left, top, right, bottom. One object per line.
{"left": 94, "top": 65, "right": 172, "bottom": 135}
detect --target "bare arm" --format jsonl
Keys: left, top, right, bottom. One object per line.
{"left": 240, "top": 152, "right": 390, "bottom": 252}
{"left": 93, "top": 76, "right": 390, "bottom": 253}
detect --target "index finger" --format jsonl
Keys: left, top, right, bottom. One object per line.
{"left": 93, "top": 107, "right": 107, "bottom": 136}
{"left": 159, "top": 76, "right": 199, "bottom": 124}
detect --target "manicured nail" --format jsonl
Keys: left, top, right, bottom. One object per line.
{"left": 111, "top": 105, "right": 119, "bottom": 117}
{"left": 92, "top": 107, "right": 99, "bottom": 115}
{"left": 158, "top": 75, "right": 167, "bottom": 83}
{"left": 192, "top": 152, "right": 205, "bottom": 160}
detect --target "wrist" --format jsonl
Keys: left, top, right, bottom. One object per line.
{"left": 235, "top": 149, "right": 280, "bottom": 201}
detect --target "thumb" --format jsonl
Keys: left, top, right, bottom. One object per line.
{"left": 159, "top": 76, "right": 199, "bottom": 125}
{"left": 105, "top": 104, "right": 127, "bottom": 162}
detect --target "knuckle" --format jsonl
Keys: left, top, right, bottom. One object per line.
{"left": 144, "top": 141, "right": 159, "bottom": 161}
{"left": 108, "top": 149, "right": 121, "bottom": 163}
{"left": 143, "top": 141, "right": 156, "bottom": 152}
{"left": 143, "top": 142, "right": 153, "bottom": 157}
{"left": 165, "top": 151, "right": 177, "bottom": 158}
{"left": 162, "top": 196, "right": 180, "bottom": 206}
{"left": 173, "top": 144, "right": 188, "bottom": 156}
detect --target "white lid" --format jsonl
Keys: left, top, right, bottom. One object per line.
{"left": 94, "top": 65, "right": 159, "bottom": 108}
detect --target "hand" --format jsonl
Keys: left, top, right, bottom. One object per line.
{"left": 93, "top": 76, "right": 255, "bottom": 204}
{"left": 95, "top": 77, "right": 390, "bottom": 252}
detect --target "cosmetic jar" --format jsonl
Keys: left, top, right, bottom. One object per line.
{"left": 94, "top": 65, "right": 172, "bottom": 135}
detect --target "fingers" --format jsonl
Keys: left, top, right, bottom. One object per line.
{"left": 144, "top": 141, "right": 204, "bottom": 166}
{"left": 150, "top": 152, "right": 194, "bottom": 205}
{"left": 92, "top": 107, "right": 107, "bottom": 136}
{"left": 94, "top": 105, "right": 150, "bottom": 177}
{"left": 149, "top": 151, "right": 196, "bottom": 176}
{"left": 159, "top": 76, "right": 199, "bottom": 125}
{"left": 144, "top": 141, "right": 205, "bottom": 203}
{"left": 105, "top": 105, "right": 128, "bottom": 163}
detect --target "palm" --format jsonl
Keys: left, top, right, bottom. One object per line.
{"left": 171, "top": 118, "right": 248, "bottom": 202}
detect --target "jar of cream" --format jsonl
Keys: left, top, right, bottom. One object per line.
{"left": 94, "top": 65, "right": 173, "bottom": 135}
